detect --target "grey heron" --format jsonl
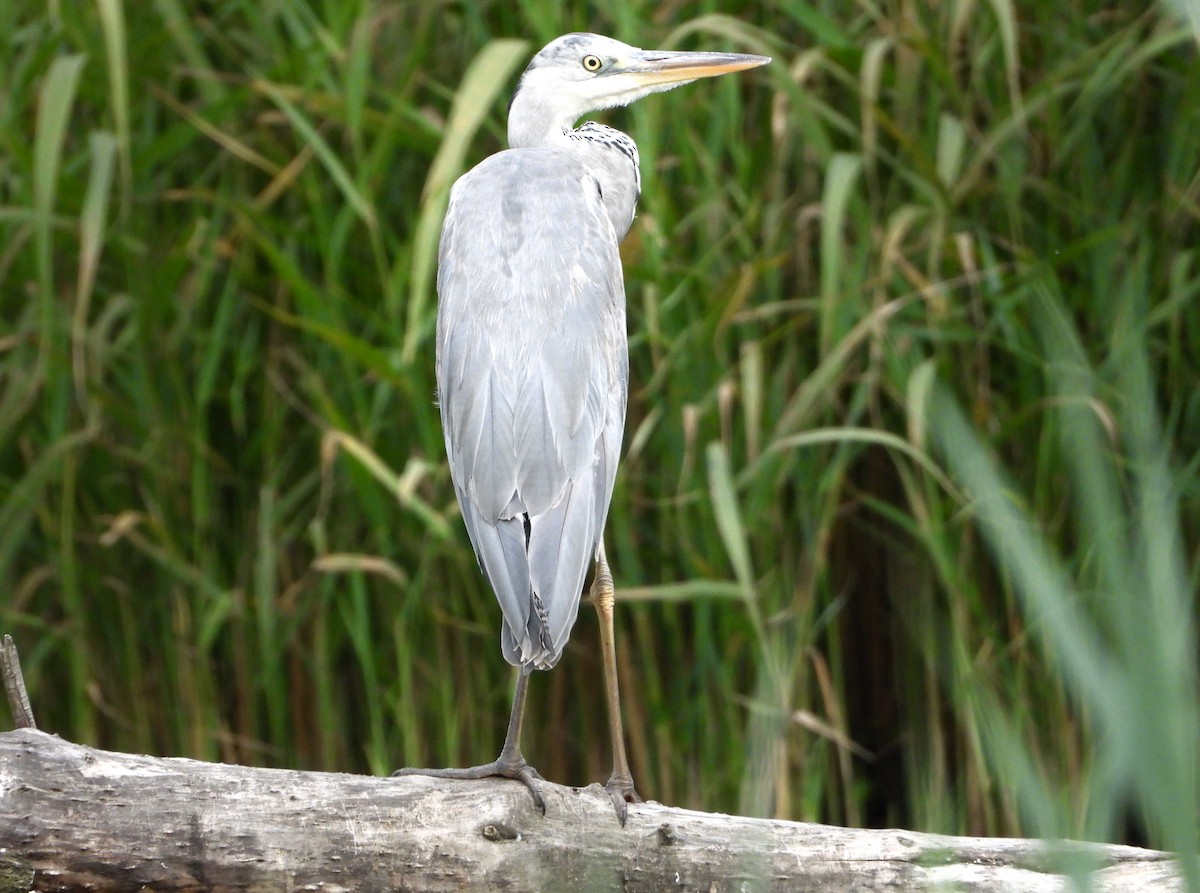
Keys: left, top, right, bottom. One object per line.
{"left": 396, "top": 32, "right": 769, "bottom": 823}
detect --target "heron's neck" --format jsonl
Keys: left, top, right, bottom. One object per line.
{"left": 506, "top": 91, "right": 641, "bottom": 240}
{"left": 507, "top": 87, "right": 579, "bottom": 149}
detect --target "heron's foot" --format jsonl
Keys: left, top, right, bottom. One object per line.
{"left": 393, "top": 759, "right": 547, "bottom": 815}
{"left": 603, "top": 771, "right": 643, "bottom": 826}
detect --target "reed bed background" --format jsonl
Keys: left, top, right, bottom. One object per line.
{"left": 3, "top": 0, "right": 1198, "bottom": 869}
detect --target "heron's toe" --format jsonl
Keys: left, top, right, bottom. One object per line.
{"left": 603, "top": 773, "right": 642, "bottom": 826}
{"left": 390, "top": 758, "right": 547, "bottom": 816}
{"left": 515, "top": 765, "right": 547, "bottom": 815}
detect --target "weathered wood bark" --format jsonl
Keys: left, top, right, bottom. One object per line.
{"left": 0, "top": 729, "right": 1183, "bottom": 892}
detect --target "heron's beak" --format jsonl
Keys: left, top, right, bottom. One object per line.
{"left": 622, "top": 48, "right": 771, "bottom": 87}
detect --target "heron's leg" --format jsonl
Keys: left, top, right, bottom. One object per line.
{"left": 393, "top": 669, "right": 546, "bottom": 814}
{"left": 592, "top": 541, "right": 643, "bottom": 825}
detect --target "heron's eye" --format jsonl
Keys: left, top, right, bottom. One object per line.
{"left": 581, "top": 54, "right": 603, "bottom": 72}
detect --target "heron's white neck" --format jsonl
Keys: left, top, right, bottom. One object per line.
{"left": 507, "top": 86, "right": 582, "bottom": 149}
{"left": 505, "top": 81, "right": 643, "bottom": 240}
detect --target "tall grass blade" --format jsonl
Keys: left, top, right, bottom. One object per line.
{"left": 818, "top": 152, "right": 862, "bottom": 355}
{"left": 33, "top": 54, "right": 86, "bottom": 369}
{"left": 258, "top": 80, "right": 376, "bottom": 230}
{"left": 95, "top": 0, "right": 131, "bottom": 215}
{"left": 74, "top": 131, "right": 118, "bottom": 403}
{"left": 705, "top": 441, "right": 756, "bottom": 602}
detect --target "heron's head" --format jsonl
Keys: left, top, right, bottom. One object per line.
{"left": 508, "top": 32, "right": 770, "bottom": 148}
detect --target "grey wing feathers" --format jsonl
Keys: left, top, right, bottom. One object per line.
{"left": 436, "top": 148, "right": 628, "bottom": 670}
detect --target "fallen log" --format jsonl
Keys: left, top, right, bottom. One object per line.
{"left": 0, "top": 728, "right": 1183, "bottom": 892}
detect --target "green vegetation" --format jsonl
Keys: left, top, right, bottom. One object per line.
{"left": 2, "top": 0, "right": 1198, "bottom": 868}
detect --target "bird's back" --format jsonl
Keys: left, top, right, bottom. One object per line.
{"left": 435, "top": 147, "right": 629, "bottom": 669}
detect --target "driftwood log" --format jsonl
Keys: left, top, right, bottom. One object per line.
{"left": 0, "top": 728, "right": 1184, "bottom": 892}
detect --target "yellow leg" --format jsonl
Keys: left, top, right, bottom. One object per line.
{"left": 592, "top": 542, "right": 642, "bottom": 824}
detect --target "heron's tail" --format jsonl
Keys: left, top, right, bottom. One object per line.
{"left": 466, "top": 479, "right": 596, "bottom": 671}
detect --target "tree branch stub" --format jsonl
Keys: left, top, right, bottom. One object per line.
{"left": 0, "top": 636, "right": 36, "bottom": 730}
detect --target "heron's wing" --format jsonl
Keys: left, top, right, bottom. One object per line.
{"left": 435, "top": 148, "right": 628, "bottom": 669}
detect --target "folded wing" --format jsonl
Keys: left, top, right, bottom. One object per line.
{"left": 435, "top": 147, "right": 628, "bottom": 670}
